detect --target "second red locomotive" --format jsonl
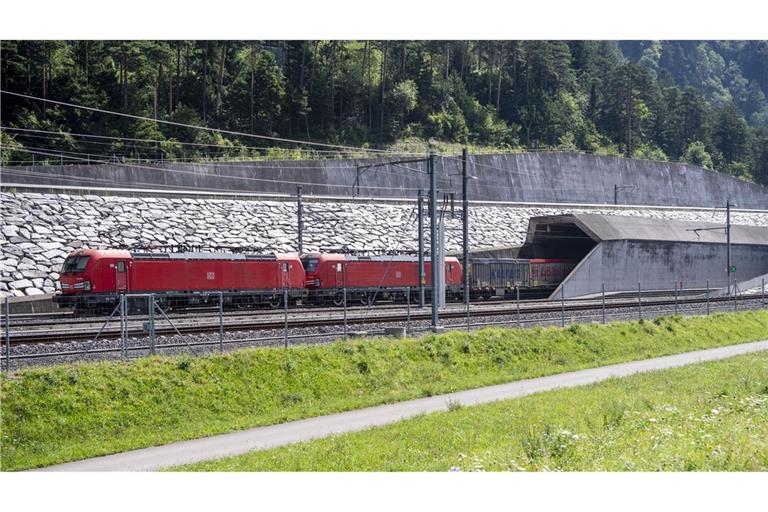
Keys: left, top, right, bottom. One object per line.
{"left": 302, "top": 253, "right": 463, "bottom": 305}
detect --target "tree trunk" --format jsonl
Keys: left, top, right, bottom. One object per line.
{"left": 250, "top": 45, "right": 255, "bottom": 133}
{"left": 487, "top": 44, "right": 493, "bottom": 105}
{"left": 26, "top": 53, "right": 31, "bottom": 94}
{"left": 366, "top": 41, "right": 372, "bottom": 129}
{"left": 154, "top": 63, "right": 161, "bottom": 120}
{"left": 203, "top": 42, "right": 208, "bottom": 123}
{"left": 174, "top": 41, "right": 181, "bottom": 111}
{"left": 401, "top": 43, "right": 406, "bottom": 76}
{"left": 308, "top": 40, "right": 319, "bottom": 95}
{"left": 380, "top": 42, "right": 388, "bottom": 136}
{"left": 121, "top": 48, "right": 128, "bottom": 112}
{"left": 299, "top": 41, "right": 306, "bottom": 89}
{"left": 511, "top": 44, "right": 517, "bottom": 91}
{"left": 330, "top": 42, "right": 336, "bottom": 127}
{"left": 496, "top": 45, "right": 505, "bottom": 112}
{"left": 445, "top": 41, "right": 450, "bottom": 80}
{"left": 84, "top": 41, "right": 89, "bottom": 84}
{"left": 217, "top": 43, "right": 226, "bottom": 110}
{"left": 42, "top": 49, "right": 48, "bottom": 119}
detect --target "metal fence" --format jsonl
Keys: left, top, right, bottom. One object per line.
{"left": 2, "top": 279, "right": 767, "bottom": 370}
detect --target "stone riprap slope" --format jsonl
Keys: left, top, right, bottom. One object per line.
{"left": 2, "top": 191, "right": 767, "bottom": 298}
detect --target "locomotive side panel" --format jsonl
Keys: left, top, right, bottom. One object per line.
{"left": 343, "top": 260, "right": 419, "bottom": 289}
{"left": 129, "top": 258, "right": 305, "bottom": 293}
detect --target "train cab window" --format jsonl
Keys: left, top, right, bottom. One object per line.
{"left": 281, "top": 262, "right": 289, "bottom": 272}
{"left": 302, "top": 258, "right": 319, "bottom": 272}
{"left": 62, "top": 256, "right": 90, "bottom": 274}
{"left": 116, "top": 261, "right": 126, "bottom": 273}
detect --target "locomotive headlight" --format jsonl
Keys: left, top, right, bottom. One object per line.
{"left": 83, "top": 280, "right": 91, "bottom": 291}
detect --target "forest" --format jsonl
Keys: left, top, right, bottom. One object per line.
{"left": 1, "top": 40, "right": 767, "bottom": 185}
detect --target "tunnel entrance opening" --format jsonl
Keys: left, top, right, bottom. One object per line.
{"left": 519, "top": 222, "right": 597, "bottom": 262}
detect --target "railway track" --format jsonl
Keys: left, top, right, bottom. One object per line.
{"left": 4, "top": 294, "right": 761, "bottom": 345}
{"left": 1, "top": 287, "right": 712, "bottom": 327}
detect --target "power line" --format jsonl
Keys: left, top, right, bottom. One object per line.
{"left": 0, "top": 126, "right": 385, "bottom": 154}
{"left": 5, "top": 144, "right": 431, "bottom": 183}
{"left": 3, "top": 147, "right": 426, "bottom": 192}
{"left": 0, "top": 90, "right": 419, "bottom": 155}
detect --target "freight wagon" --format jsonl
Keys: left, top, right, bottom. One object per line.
{"left": 468, "top": 258, "right": 576, "bottom": 299}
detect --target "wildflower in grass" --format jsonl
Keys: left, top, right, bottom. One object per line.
{"left": 449, "top": 467, "right": 462, "bottom": 472}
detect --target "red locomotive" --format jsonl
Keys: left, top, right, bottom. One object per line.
{"left": 301, "top": 253, "right": 463, "bottom": 305}
{"left": 55, "top": 248, "right": 306, "bottom": 313}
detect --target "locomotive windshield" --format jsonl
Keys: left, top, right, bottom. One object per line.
{"left": 302, "top": 258, "right": 319, "bottom": 273}
{"left": 61, "top": 256, "right": 90, "bottom": 273}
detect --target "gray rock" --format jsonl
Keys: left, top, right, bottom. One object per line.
{"left": 42, "top": 249, "right": 65, "bottom": 260}
{"left": 32, "top": 225, "right": 52, "bottom": 234}
{"left": 38, "top": 241, "right": 64, "bottom": 250}
{"left": 3, "top": 245, "right": 23, "bottom": 257}
{"left": 2, "top": 225, "right": 19, "bottom": 237}
{"left": 10, "top": 279, "right": 33, "bottom": 290}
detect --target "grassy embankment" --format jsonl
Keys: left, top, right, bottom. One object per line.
{"left": 1, "top": 311, "right": 767, "bottom": 471}
{"left": 179, "top": 352, "right": 768, "bottom": 471}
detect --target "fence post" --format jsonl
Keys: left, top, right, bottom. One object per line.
{"left": 763, "top": 278, "right": 765, "bottom": 307}
{"left": 406, "top": 287, "right": 411, "bottom": 334}
{"left": 637, "top": 282, "right": 642, "bottom": 321}
{"left": 148, "top": 294, "right": 156, "bottom": 355}
{"left": 674, "top": 281, "right": 678, "bottom": 316}
{"left": 4, "top": 297, "right": 10, "bottom": 371}
{"left": 343, "top": 288, "right": 348, "bottom": 340}
{"left": 219, "top": 292, "right": 224, "bottom": 353}
{"left": 601, "top": 283, "right": 606, "bottom": 324}
{"left": 283, "top": 288, "right": 289, "bottom": 349}
{"left": 516, "top": 286, "right": 521, "bottom": 328}
{"left": 560, "top": 285, "right": 565, "bottom": 328}
{"left": 121, "top": 294, "right": 127, "bottom": 359}
{"left": 706, "top": 280, "right": 710, "bottom": 316}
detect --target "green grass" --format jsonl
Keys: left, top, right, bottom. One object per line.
{"left": 2, "top": 311, "right": 767, "bottom": 471}
{"left": 178, "top": 352, "right": 768, "bottom": 471}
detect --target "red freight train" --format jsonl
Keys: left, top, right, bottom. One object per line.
{"left": 55, "top": 248, "right": 305, "bottom": 312}
{"left": 301, "top": 253, "right": 463, "bottom": 305}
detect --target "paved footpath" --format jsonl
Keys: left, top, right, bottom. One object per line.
{"left": 40, "top": 339, "right": 768, "bottom": 471}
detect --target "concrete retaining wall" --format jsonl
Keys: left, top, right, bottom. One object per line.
{"left": 3, "top": 152, "right": 768, "bottom": 208}
{"left": 555, "top": 240, "right": 768, "bottom": 298}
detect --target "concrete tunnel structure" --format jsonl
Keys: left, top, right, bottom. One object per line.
{"left": 517, "top": 214, "right": 768, "bottom": 299}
